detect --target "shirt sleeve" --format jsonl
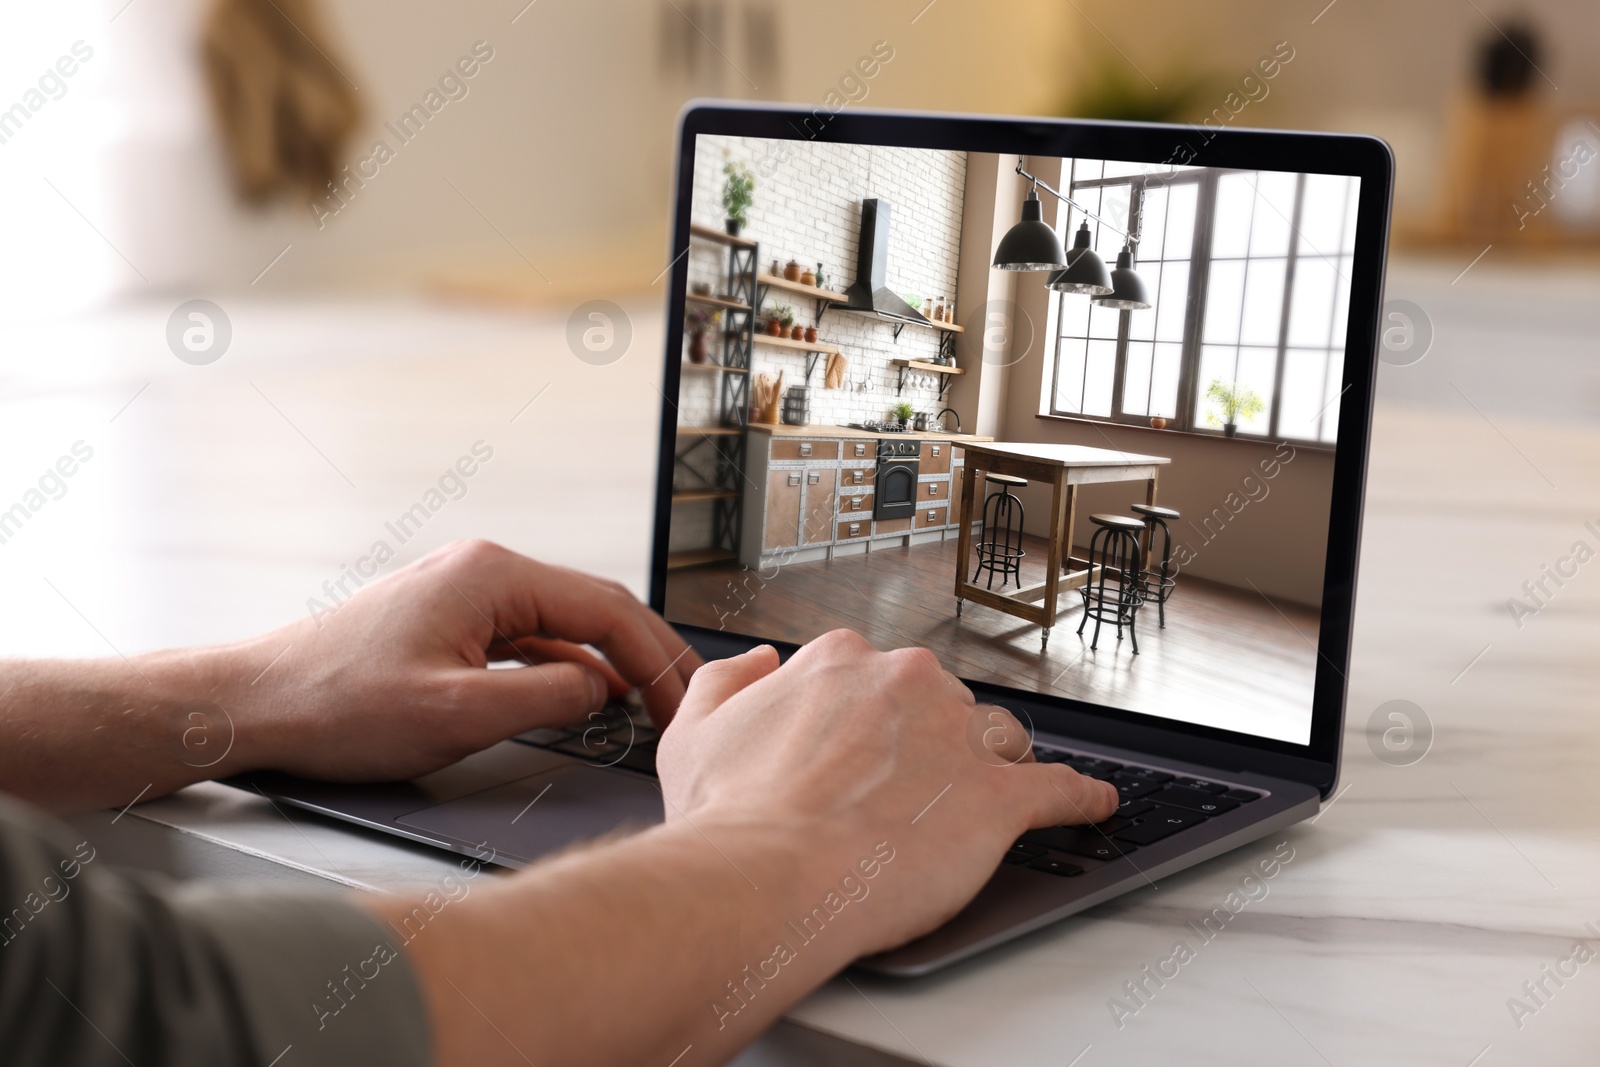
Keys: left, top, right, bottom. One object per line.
{"left": 0, "top": 794, "right": 432, "bottom": 1067}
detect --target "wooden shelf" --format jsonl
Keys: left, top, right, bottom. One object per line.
{"left": 686, "top": 292, "right": 750, "bottom": 312}
{"left": 672, "top": 489, "right": 741, "bottom": 503}
{"left": 666, "top": 548, "right": 737, "bottom": 570}
{"left": 925, "top": 318, "right": 966, "bottom": 334}
{"left": 675, "top": 425, "right": 744, "bottom": 437}
{"left": 753, "top": 333, "right": 841, "bottom": 355}
{"left": 756, "top": 272, "right": 849, "bottom": 304}
{"left": 689, "top": 222, "right": 757, "bottom": 249}
{"left": 681, "top": 361, "right": 748, "bottom": 374}
{"left": 892, "top": 359, "right": 965, "bottom": 375}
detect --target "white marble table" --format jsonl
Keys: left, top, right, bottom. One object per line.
{"left": 12, "top": 258, "right": 1600, "bottom": 1064}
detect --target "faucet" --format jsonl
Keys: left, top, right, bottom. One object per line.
{"left": 936, "top": 408, "right": 962, "bottom": 434}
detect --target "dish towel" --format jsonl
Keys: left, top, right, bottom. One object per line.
{"left": 824, "top": 351, "right": 848, "bottom": 390}
{"left": 202, "top": 0, "right": 362, "bottom": 203}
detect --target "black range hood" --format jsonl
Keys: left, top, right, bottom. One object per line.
{"left": 839, "top": 198, "right": 931, "bottom": 327}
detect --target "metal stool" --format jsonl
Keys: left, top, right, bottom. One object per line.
{"left": 1077, "top": 514, "right": 1146, "bottom": 654}
{"left": 1130, "top": 503, "right": 1180, "bottom": 628}
{"left": 971, "top": 473, "right": 1027, "bottom": 591}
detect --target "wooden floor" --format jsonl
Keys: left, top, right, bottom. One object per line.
{"left": 666, "top": 532, "right": 1320, "bottom": 743}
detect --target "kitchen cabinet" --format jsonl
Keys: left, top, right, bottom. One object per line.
{"left": 738, "top": 428, "right": 985, "bottom": 568}
{"left": 763, "top": 469, "right": 805, "bottom": 550}
{"left": 801, "top": 468, "right": 838, "bottom": 544}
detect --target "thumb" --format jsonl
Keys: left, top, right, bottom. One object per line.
{"left": 443, "top": 662, "right": 608, "bottom": 744}
{"left": 673, "top": 645, "right": 780, "bottom": 725}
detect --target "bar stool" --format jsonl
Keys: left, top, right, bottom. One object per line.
{"left": 1130, "top": 503, "right": 1180, "bottom": 628}
{"left": 970, "top": 473, "right": 1027, "bottom": 591}
{"left": 1077, "top": 514, "right": 1146, "bottom": 654}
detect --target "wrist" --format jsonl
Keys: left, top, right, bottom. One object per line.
{"left": 132, "top": 631, "right": 289, "bottom": 781}
{"left": 648, "top": 812, "right": 898, "bottom": 968}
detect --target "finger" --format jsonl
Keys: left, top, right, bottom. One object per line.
{"left": 671, "top": 645, "right": 780, "bottom": 726}
{"left": 1013, "top": 763, "right": 1120, "bottom": 829}
{"left": 439, "top": 661, "right": 608, "bottom": 745}
{"left": 971, "top": 705, "right": 1034, "bottom": 765}
{"left": 486, "top": 636, "right": 630, "bottom": 696}
{"left": 462, "top": 550, "right": 695, "bottom": 723}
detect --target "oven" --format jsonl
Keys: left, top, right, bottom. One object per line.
{"left": 873, "top": 439, "right": 920, "bottom": 520}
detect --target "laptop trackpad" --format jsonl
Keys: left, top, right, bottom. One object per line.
{"left": 396, "top": 763, "right": 664, "bottom": 867}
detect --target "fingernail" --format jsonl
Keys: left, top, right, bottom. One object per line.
{"left": 588, "top": 673, "right": 606, "bottom": 709}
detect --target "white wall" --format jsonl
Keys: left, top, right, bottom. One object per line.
{"left": 681, "top": 135, "right": 967, "bottom": 429}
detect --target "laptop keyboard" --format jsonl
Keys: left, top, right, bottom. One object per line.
{"left": 512, "top": 712, "right": 1263, "bottom": 878}
{"left": 1010, "top": 745, "right": 1264, "bottom": 877}
{"left": 512, "top": 701, "right": 660, "bottom": 775}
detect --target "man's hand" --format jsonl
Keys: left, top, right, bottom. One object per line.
{"left": 238, "top": 540, "right": 702, "bottom": 783}
{"left": 0, "top": 540, "right": 701, "bottom": 812}
{"left": 393, "top": 628, "right": 1118, "bottom": 1067}
{"left": 658, "top": 629, "right": 1118, "bottom": 956}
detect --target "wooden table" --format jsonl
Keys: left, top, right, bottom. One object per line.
{"left": 953, "top": 442, "right": 1171, "bottom": 650}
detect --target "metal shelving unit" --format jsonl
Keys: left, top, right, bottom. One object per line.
{"left": 670, "top": 224, "right": 759, "bottom": 570}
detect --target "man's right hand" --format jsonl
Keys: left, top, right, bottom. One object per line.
{"left": 657, "top": 629, "right": 1119, "bottom": 958}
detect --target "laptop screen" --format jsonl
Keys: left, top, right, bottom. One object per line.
{"left": 661, "top": 125, "right": 1374, "bottom": 749}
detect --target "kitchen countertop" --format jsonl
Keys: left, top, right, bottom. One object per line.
{"left": 749, "top": 422, "right": 994, "bottom": 443}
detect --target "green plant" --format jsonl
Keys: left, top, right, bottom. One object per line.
{"left": 904, "top": 294, "right": 922, "bottom": 311}
{"left": 722, "top": 162, "right": 755, "bottom": 227}
{"left": 1204, "top": 379, "right": 1265, "bottom": 426}
{"left": 772, "top": 303, "right": 795, "bottom": 328}
{"left": 1060, "top": 52, "right": 1217, "bottom": 123}
{"left": 891, "top": 400, "right": 915, "bottom": 423}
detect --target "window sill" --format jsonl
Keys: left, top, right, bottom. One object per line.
{"left": 1033, "top": 412, "right": 1337, "bottom": 454}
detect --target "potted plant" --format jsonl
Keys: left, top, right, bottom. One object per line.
{"left": 685, "top": 308, "right": 720, "bottom": 364}
{"left": 772, "top": 304, "right": 795, "bottom": 339}
{"left": 1203, "top": 379, "right": 1264, "bottom": 438}
{"left": 891, "top": 400, "right": 915, "bottom": 429}
{"left": 722, "top": 162, "right": 754, "bottom": 236}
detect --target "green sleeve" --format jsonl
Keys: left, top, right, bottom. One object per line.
{"left": 0, "top": 794, "right": 431, "bottom": 1067}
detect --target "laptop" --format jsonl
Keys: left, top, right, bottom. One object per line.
{"left": 243, "top": 103, "right": 1391, "bottom": 977}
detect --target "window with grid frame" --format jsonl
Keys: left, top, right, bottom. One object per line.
{"left": 1048, "top": 162, "right": 1357, "bottom": 444}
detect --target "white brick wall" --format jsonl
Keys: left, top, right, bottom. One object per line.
{"left": 681, "top": 134, "right": 967, "bottom": 429}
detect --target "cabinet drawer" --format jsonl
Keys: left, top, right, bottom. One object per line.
{"left": 839, "top": 491, "right": 874, "bottom": 514}
{"left": 921, "top": 505, "right": 949, "bottom": 528}
{"left": 837, "top": 519, "right": 871, "bottom": 541}
{"left": 919, "top": 441, "right": 952, "bottom": 474}
{"left": 841, "top": 465, "right": 875, "bottom": 487}
{"left": 771, "top": 439, "right": 840, "bottom": 462}
{"left": 951, "top": 446, "right": 965, "bottom": 464}
{"left": 875, "top": 518, "right": 912, "bottom": 534}
{"left": 920, "top": 478, "right": 950, "bottom": 502}
{"left": 844, "top": 440, "right": 873, "bottom": 460}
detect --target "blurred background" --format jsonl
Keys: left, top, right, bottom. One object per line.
{"left": 9, "top": 0, "right": 1600, "bottom": 309}
{"left": 1, "top": 0, "right": 1596, "bottom": 683}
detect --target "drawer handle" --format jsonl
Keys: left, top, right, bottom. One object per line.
{"left": 849, "top": 523, "right": 861, "bottom": 535}
{"left": 854, "top": 443, "right": 866, "bottom": 456}
{"left": 928, "top": 484, "right": 938, "bottom": 495}
{"left": 807, "top": 472, "right": 820, "bottom": 484}
{"left": 850, "top": 497, "right": 861, "bottom": 510}
{"left": 926, "top": 511, "right": 936, "bottom": 523}
{"left": 932, "top": 445, "right": 942, "bottom": 456}
{"left": 799, "top": 443, "right": 813, "bottom": 457}
{"left": 788, "top": 472, "right": 802, "bottom": 486}
{"left": 852, "top": 470, "right": 864, "bottom": 483}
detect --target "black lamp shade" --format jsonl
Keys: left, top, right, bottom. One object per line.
{"left": 993, "top": 189, "right": 1066, "bottom": 270}
{"left": 1046, "top": 222, "right": 1113, "bottom": 295}
{"left": 1093, "top": 245, "right": 1152, "bottom": 310}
